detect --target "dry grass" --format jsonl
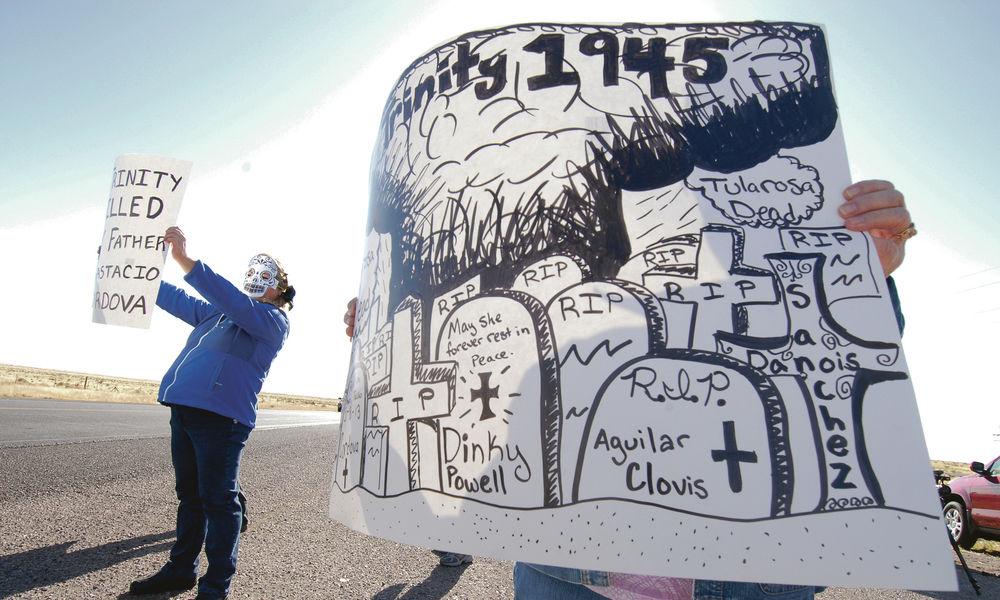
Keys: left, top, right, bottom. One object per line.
{"left": 0, "top": 363, "right": 340, "bottom": 411}
{"left": 932, "top": 460, "right": 974, "bottom": 480}
{"left": 973, "top": 539, "right": 1000, "bottom": 557}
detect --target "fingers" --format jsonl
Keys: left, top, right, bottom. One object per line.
{"left": 840, "top": 181, "right": 910, "bottom": 235}
{"left": 843, "top": 206, "right": 911, "bottom": 235}
{"left": 843, "top": 180, "right": 894, "bottom": 200}
{"left": 344, "top": 297, "right": 358, "bottom": 339}
{"left": 164, "top": 226, "right": 186, "bottom": 246}
{"left": 841, "top": 179, "right": 911, "bottom": 273}
{"left": 839, "top": 187, "right": 904, "bottom": 219}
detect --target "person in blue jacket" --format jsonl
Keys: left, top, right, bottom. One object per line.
{"left": 129, "top": 226, "right": 294, "bottom": 600}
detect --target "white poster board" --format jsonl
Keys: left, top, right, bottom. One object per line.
{"left": 330, "top": 22, "right": 955, "bottom": 590}
{"left": 92, "top": 154, "right": 192, "bottom": 328}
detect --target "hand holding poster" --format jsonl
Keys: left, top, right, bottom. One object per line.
{"left": 330, "top": 22, "right": 954, "bottom": 590}
{"left": 93, "top": 154, "right": 192, "bottom": 328}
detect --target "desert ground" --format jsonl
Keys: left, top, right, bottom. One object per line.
{"left": 0, "top": 363, "right": 339, "bottom": 411}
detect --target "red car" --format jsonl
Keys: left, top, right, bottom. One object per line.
{"left": 940, "top": 455, "right": 1000, "bottom": 548}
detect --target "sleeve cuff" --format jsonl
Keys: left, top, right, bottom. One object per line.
{"left": 182, "top": 260, "right": 206, "bottom": 284}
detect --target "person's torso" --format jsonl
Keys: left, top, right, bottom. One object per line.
{"left": 158, "top": 309, "right": 284, "bottom": 427}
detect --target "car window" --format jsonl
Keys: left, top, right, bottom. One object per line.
{"left": 991, "top": 459, "right": 1000, "bottom": 477}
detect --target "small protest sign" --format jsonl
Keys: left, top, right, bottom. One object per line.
{"left": 92, "top": 154, "right": 192, "bottom": 328}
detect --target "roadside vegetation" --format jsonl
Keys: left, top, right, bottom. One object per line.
{"left": 0, "top": 363, "right": 339, "bottom": 411}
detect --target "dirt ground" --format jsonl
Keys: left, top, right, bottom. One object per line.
{"left": 0, "top": 363, "right": 339, "bottom": 411}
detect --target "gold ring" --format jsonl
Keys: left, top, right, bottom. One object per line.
{"left": 892, "top": 222, "right": 917, "bottom": 241}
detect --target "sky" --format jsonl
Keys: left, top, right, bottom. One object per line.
{"left": 1, "top": 0, "right": 997, "bottom": 462}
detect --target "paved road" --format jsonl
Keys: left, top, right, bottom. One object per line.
{"left": 0, "top": 398, "right": 340, "bottom": 447}
{"left": 0, "top": 399, "right": 996, "bottom": 599}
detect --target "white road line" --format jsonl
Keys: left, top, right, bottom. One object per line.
{"left": 0, "top": 406, "right": 163, "bottom": 412}
{"left": 256, "top": 421, "right": 339, "bottom": 430}
{"left": 0, "top": 434, "right": 169, "bottom": 445}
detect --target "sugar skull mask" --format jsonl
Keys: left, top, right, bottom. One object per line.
{"left": 244, "top": 254, "right": 280, "bottom": 298}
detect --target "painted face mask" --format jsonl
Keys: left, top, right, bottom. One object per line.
{"left": 243, "top": 254, "right": 279, "bottom": 298}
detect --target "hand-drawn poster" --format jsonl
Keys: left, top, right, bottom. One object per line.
{"left": 93, "top": 154, "right": 192, "bottom": 328}
{"left": 330, "top": 23, "right": 955, "bottom": 589}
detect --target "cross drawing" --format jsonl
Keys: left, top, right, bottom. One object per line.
{"left": 471, "top": 371, "right": 500, "bottom": 421}
{"left": 711, "top": 420, "right": 758, "bottom": 494}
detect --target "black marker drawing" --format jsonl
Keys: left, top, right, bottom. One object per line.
{"left": 330, "top": 22, "right": 952, "bottom": 588}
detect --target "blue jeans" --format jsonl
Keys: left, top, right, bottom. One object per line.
{"left": 514, "top": 563, "right": 817, "bottom": 600}
{"left": 164, "top": 405, "right": 251, "bottom": 598}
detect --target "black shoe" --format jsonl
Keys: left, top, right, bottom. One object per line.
{"left": 128, "top": 570, "right": 196, "bottom": 595}
{"left": 240, "top": 514, "right": 249, "bottom": 533}
{"left": 194, "top": 594, "right": 227, "bottom": 600}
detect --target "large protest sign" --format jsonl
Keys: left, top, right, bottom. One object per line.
{"left": 330, "top": 23, "right": 954, "bottom": 589}
{"left": 93, "top": 154, "right": 192, "bottom": 328}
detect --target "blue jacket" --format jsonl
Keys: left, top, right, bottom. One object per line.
{"left": 156, "top": 260, "right": 289, "bottom": 427}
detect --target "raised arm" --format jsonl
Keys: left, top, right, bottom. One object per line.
{"left": 185, "top": 261, "right": 288, "bottom": 344}
{"left": 156, "top": 281, "right": 215, "bottom": 327}
{"left": 164, "top": 227, "right": 288, "bottom": 344}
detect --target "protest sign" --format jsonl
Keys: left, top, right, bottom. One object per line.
{"left": 93, "top": 154, "right": 192, "bottom": 328}
{"left": 330, "top": 23, "right": 954, "bottom": 589}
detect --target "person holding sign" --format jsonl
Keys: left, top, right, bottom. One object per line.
{"left": 341, "top": 180, "right": 915, "bottom": 599}
{"left": 129, "top": 227, "right": 295, "bottom": 600}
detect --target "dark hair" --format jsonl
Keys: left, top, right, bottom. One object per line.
{"left": 279, "top": 285, "right": 296, "bottom": 311}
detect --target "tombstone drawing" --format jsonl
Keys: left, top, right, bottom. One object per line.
{"left": 361, "top": 427, "right": 389, "bottom": 496}
{"left": 780, "top": 227, "right": 881, "bottom": 305}
{"left": 644, "top": 225, "right": 780, "bottom": 351}
{"left": 434, "top": 292, "right": 561, "bottom": 507}
{"left": 546, "top": 279, "right": 667, "bottom": 494}
{"left": 360, "top": 322, "right": 392, "bottom": 387}
{"left": 334, "top": 356, "right": 367, "bottom": 492}
{"left": 510, "top": 253, "right": 589, "bottom": 306}
{"left": 429, "top": 274, "right": 481, "bottom": 353}
{"left": 616, "top": 182, "right": 705, "bottom": 283}
{"left": 364, "top": 296, "right": 457, "bottom": 496}
{"left": 575, "top": 351, "right": 792, "bottom": 520}
{"left": 617, "top": 233, "right": 700, "bottom": 284}
{"left": 717, "top": 252, "right": 904, "bottom": 511}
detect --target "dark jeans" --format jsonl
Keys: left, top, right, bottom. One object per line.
{"left": 165, "top": 405, "right": 251, "bottom": 598}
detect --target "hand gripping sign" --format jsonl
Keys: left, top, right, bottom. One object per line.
{"left": 93, "top": 154, "right": 192, "bottom": 328}
{"left": 330, "top": 23, "right": 954, "bottom": 590}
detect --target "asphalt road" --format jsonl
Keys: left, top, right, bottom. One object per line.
{"left": 0, "top": 398, "right": 339, "bottom": 447}
{"left": 0, "top": 399, "right": 996, "bottom": 599}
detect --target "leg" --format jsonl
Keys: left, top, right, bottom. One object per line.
{"left": 166, "top": 407, "right": 205, "bottom": 577}
{"left": 186, "top": 409, "right": 251, "bottom": 598}
{"left": 129, "top": 408, "right": 201, "bottom": 595}
{"left": 513, "top": 563, "right": 606, "bottom": 600}
{"left": 694, "top": 580, "right": 817, "bottom": 599}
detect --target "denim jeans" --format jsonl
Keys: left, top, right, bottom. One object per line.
{"left": 515, "top": 563, "right": 817, "bottom": 600}
{"left": 164, "top": 405, "right": 252, "bottom": 598}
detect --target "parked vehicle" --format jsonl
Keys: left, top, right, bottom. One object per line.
{"left": 939, "top": 455, "right": 1000, "bottom": 549}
